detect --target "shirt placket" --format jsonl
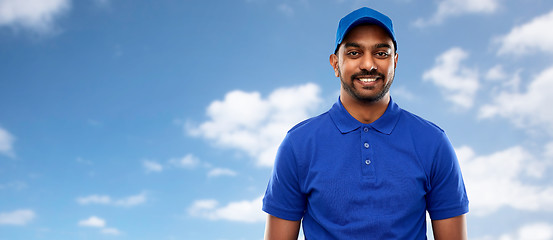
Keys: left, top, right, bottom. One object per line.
{"left": 361, "top": 125, "right": 376, "bottom": 180}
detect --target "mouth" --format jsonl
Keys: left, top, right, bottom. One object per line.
{"left": 354, "top": 75, "right": 382, "bottom": 84}
{"left": 357, "top": 77, "right": 379, "bottom": 83}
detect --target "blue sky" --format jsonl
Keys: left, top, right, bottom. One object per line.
{"left": 1, "top": 0, "right": 553, "bottom": 239}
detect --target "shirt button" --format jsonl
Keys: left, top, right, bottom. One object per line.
{"left": 365, "top": 159, "right": 371, "bottom": 165}
{"left": 364, "top": 143, "right": 370, "bottom": 148}
{"left": 363, "top": 127, "right": 369, "bottom": 132}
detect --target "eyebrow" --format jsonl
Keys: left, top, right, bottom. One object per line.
{"left": 374, "top": 43, "right": 392, "bottom": 49}
{"left": 344, "top": 42, "right": 362, "bottom": 49}
{"left": 344, "top": 42, "right": 392, "bottom": 50}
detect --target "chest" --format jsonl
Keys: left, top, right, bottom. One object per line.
{"left": 298, "top": 130, "right": 429, "bottom": 218}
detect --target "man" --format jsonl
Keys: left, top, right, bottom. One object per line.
{"left": 263, "top": 7, "right": 469, "bottom": 240}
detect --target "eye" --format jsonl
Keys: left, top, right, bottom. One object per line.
{"left": 347, "top": 51, "right": 361, "bottom": 57}
{"left": 375, "top": 52, "right": 390, "bottom": 58}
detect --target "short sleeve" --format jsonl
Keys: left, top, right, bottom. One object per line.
{"left": 426, "top": 132, "right": 469, "bottom": 220}
{"left": 262, "top": 133, "right": 307, "bottom": 221}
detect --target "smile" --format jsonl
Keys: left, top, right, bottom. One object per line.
{"left": 358, "top": 77, "right": 378, "bottom": 83}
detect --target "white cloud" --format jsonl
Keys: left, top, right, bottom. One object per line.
{"left": 496, "top": 9, "right": 553, "bottom": 56}
{"left": 0, "top": 0, "right": 70, "bottom": 34}
{"left": 485, "top": 64, "right": 507, "bottom": 81}
{"left": 101, "top": 227, "right": 122, "bottom": 235}
{"left": 457, "top": 145, "right": 553, "bottom": 216}
{"left": 392, "top": 85, "right": 416, "bottom": 101}
{"left": 78, "top": 216, "right": 105, "bottom": 228}
{"left": 0, "top": 127, "right": 15, "bottom": 158}
{"left": 76, "top": 192, "right": 147, "bottom": 207}
{"left": 189, "top": 199, "right": 218, "bottom": 212}
{"left": 143, "top": 160, "right": 163, "bottom": 173}
{"left": 78, "top": 216, "right": 122, "bottom": 235}
{"left": 422, "top": 47, "right": 479, "bottom": 109}
{"left": 77, "top": 195, "right": 111, "bottom": 205}
{"left": 484, "top": 65, "right": 522, "bottom": 98}
{"left": 489, "top": 222, "right": 553, "bottom": 240}
{"left": 0, "top": 209, "right": 35, "bottom": 225}
{"left": 514, "top": 222, "right": 553, "bottom": 240}
{"left": 415, "top": 0, "right": 499, "bottom": 26}
{"left": 168, "top": 154, "right": 200, "bottom": 169}
{"left": 207, "top": 168, "right": 237, "bottom": 178}
{"left": 479, "top": 65, "right": 553, "bottom": 135}
{"left": 188, "top": 83, "right": 322, "bottom": 167}
{"left": 545, "top": 142, "right": 553, "bottom": 159}
{"left": 188, "top": 196, "right": 265, "bottom": 223}
{"left": 113, "top": 192, "right": 146, "bottom": 207}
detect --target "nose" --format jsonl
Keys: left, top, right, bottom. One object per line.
{"left": 359, "top": 55, "right": 377, "bottom": 72}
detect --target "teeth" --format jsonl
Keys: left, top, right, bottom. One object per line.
{"left": 358, "top": 78, "right": 377, "bottom": 83}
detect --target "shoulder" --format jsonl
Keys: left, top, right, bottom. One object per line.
{"left": 398, "top": 108, "right": 446, "bottom": 136}
{"left": 287, "top": 111, "right": 333, "bottom": 135}
{"left": 277, "top": 111, "right": 335, "bottom": 152}
{"left": 394, "top": 107, "right": 453, "bottom": 162}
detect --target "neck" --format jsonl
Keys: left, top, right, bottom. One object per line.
{"left": 340, "top": 90, "right": 390, "bottom": 124}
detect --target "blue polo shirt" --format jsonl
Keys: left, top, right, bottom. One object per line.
{"left": 263, "top": 97, "right": 469, "bottom": 239}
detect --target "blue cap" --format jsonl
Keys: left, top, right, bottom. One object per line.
{"left": 335, "top": 7, "right": 397, "bottom": 53}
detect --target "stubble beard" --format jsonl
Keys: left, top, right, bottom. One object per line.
{"left": 338, "top": 67, "right": 394, "bottom": 103}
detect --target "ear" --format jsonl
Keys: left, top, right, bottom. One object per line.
{"left": 393, "top": 52, "right": 398, "bottom": 69}
{"left": 329, "top": 54, "right": 339, "bottom": 78}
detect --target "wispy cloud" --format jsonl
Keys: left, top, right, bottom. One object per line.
{"left": 78, "top": 216, "right": 122, "bottom": 235}
{"left": 143, "top": 154, "right": 236, "bottom": 178}
{"left": 143, "top": 160, "right": 164, "bottom": 173}
{"left": 546, "top": 142, "right": 553, "bottom": 159}
{"left": 76, "top": 192, "right": 147, "bottom": 207}
{"left": 485, "top": 64, "right": 507, "bottom": 81}
{"left": 112, "top": 192, "right": 147, "bottom": 207}
{"left": 457, "top": 145, "right": 553, "bottom": 216}
{"left": 188, "top": 83, "right": 322, "bottom": 167}
{"left": 479, "top": 65, "right": 553, "bottom": 135}
{"left": 481, "top": 9, "right": 553, "bottom": 136}
{"left": 207, "top": 168, "right": 237, "bottom": 178}
{"left": 0, "top": 209, "right": 35, "bottom": 225}
{"left": 0, "top": 0, "right": 70, "bottom": 35}
{"left": 0, "top": 127, "right": 15, "bottom": 158}
{"left": 422, "top": 47, "right": 479, "bottom": 109}
{"left": 414, "top": 0, "right": 500, "bottom": 27}
{"left": 188, "top": 196, "right": 265, "bottom": 223}
{"left": 508, "top": 222, "right": 553, "bottom": 240}
{"left": 78, "top": 216, "right": 105, "bottom": 227}
{"left": 392, "top": 85, "right": 416, "bottom": 101}
{"left": 168, "top": 154, "right": 200, "bottom": 169}
{"left": 496, "top": 9, "right": 553, "bottom": 56}
{"left": 479, "top": 222, "right": 553, "bottom": 240}
{"left": 76, "top": 195, "right": 111, "bottom": 205}
{"left": 143, "top": 154, "right": 203, "bottom": 173}
{"left": 101, "top": 227, "right": 122, "bottom": 235}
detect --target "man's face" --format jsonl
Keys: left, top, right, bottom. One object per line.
{"left": 330, "top": 24, "right": 398, "bottom": 104}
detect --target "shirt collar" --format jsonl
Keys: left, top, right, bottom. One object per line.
{"left": 329, "top": 97, "right": 401, "bottom": 135}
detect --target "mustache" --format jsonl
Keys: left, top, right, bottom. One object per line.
{"left": 350, "top": 69, "right": 385, "bottom": 80}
